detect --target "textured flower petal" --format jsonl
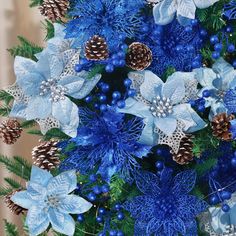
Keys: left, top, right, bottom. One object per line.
{"left": 26, "top": 206, "right": 49, "bottom": 236}
{"left": 209, "top": 102, "right": 227, "bottom": 121}
{"left": 139, "top": 118, "right": 157, "bottom": 146}
{"left": 177, "top": 0, "right": 196, "bottom": 21}
{"left": 47, "top": 170, "right": 77, "bottom": 196}
{"left": 48, "top": 209, "right": 75, "bottom": 236}
{"left": 194, "top": 0, "right": 219, "bottom": 9}
{"left": 49, "top": 55, "right": 64, "bottom": 78}
{"left": 154, "top": 117, "right": 177, "bottom": 136}
{"left": 10, "top": 191, "right": 35, "bottom": 209}
{"left": 30, "top": 166, "right": 53, "bottom": 186}
{"left": 140, "top": 70, "right": 163, "bottom": 102}
{"left": 59, "top": 194, "right": 92, "bottom": 214}
{"left": 9, "top": 102, "right": 27, "bottom": 119}
{"left": 194, "top": 67, "right": 217, "bottom": 88}
{"left": 52, "top": 98, "right": 79, "bottom": 137}
{"left": 25, "top": 96, "right": 52, "bottom": 120}
{"left": 14, "top": 56, "right": 37, "bottom": 77}
{"left": 162, "top": 75, "right": 185, "bottom": 104}
{"left": 173, "top": 217, "right": 186, "bottom": 234}
{"left": 26, "top": 182, "right": 47, "bottom": 201}
{"left": 147, "top": 218, "right": 162, "bottom": 234}
{"left": 153, "top": 0, "right": 176, "bottom": 25}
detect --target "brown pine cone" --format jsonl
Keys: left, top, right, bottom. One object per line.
{"left": 126, "top": 42, "right": 152, "bottom": 71}
{"left": 0, "top": 119, "right": 22, "bottom": 145}
{"left": 211, "top": 113, "right": 235, "bottom": 141}
{"left": 85, "top": 35, "right": 109, "bottom": 61}
{"left": 39, "top": 0, "right": 70, "bottom": 22}
{"left": 5, "top": 189, "right": 26, "bottom": 215}
{"left": 32, "top": 140, "right": 61, "bottom": 171}
{"left": 171, "top": 135, "right": 194, "bottom": 165}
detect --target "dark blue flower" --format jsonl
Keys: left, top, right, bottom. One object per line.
{"left": 59, "top": 108, "right": 151, "bottom": 182}
{"left": 138, "top": 19, "right": 204, "bottom": 76}
{"left": 65, "top": 0, "right": 144, "bottom": 51}
{"left": 124, "top": 169, "right": 208, "bottom": 236}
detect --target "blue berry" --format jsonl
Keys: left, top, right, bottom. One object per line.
{"left": 222, "top": 204, "right": 230, "bottom": 212}
{"left": 88, "top": 192, "right": 96, "bottom": 201}
{"left": 214, "top": 43, "right": 223, "bottom": 52}
{"left": 96, "top": 216, "right": 103, "bottom": 223}
{"left": 156, "top": 161, "right": 164, "bottom": 170}
{"left": 77, "top": 214, "right": 84, "bottom": 222}
{"left": 124, "top": 78, "right": 132, "bottom": 87}
{"left": 94, "top": 103, "right": 100, "bottom": 109}
{"left": 197, "top": 105, "right": 205, "bottom": 112}
{"left": 100, "top": 104, "right": 107, "bottom": 112}
{"left": 85, "top": 96, "right": 93, "bottom": 103}
{"left": 192, "top": 60, "right": 201, "bottom": 69}
{"left": 156, "top": 148, "right": 163, "bottom": 156}
{"left": 117, "top": 231, "right": 124, "bottom": 236}
{"left": 112, "top": 91, "right": 121, "bottom": 100}
{"left": 210, "top": 35, "right": 219, "bottom": 45}
{"left": 176, "top": 45, "right": 184, "bottom": 53}
{"left": 186, "top": 45, "right": 194, "bottom": 52}
{"left": 212, "top": 51, "right": 220, "bottom": 60}
{"left": 191, "top": 19, "right": 198, "bottom": 26}
{"left": 231, "top": 157, "right": 236, "bottom": 167}
{"left": 226, "top": 26, "right": 233, "bottom": 33}
{"left": 127, "top": 89, "right": 136, "bottom": 97}
{"left": 118, "top": 60, "right": 126, "bottom": 67}
{"left": 184, "top": 26, "right": 193, "bottom": 33}
{"left": 210, "top": 195, "right": 220, "bottom": 205}
{"left": 101, "top": 184, "right": 110, "bottom": 193}
{"left": 75, "top": 64, "right": 83, "bottom": 72}
{"left": 117, "top": 100, "right": 126, "bottom": 109}
{"left": 98, "top": 232, "right": 106, "bottom": 236}
{"left": 220, "top": 191, "right": 231, "bottom": 200}
{"left": 117, "top": 51, "right": 125, "bottom": 58}
{"left": 112, "top": 59, "right": 120, "bottom": 66}
{"left": 109, "top": 230, "right": 117, "bottom": 236}
{"left": 120, "top": 44, "right": 128, "bottom": 50}
{"left": 89, "top": 174, "right": 97, "bottom": 182}
{"left": 114, "top": 203, "right": 122, "bottom": 211}
{"left": 80, "top": 58, "right": 89, "bottom": 65}
{"left": 101, "top": 84, "right": 110, "bottom": 93}
{"left": 105, "top": 64, "right": 114, "bottom": 73}
{"left": 93, "top": 185, "right": 102, "bottom": 195}
{"left": 112, "top": 54, "right": 119, "bottom": 60}
{"left": 200, "top": 29, "right": 208, "bottom": 37}
{"left": 99, "top": 94, "right": 107, "bottom": 103}
{"left": 233, "top": 60, "right": 236, "bottom": 68}
{"left": 117, "top": 212, "right": 125, "bottom": 221}
{"left": 203, "top": 90, "right": 210, "bottom": 98}
{"left": 98, "top": 207, "right": 106, "bottom": 215}
{"left": 189, "top": 100, "right": 196, "bottom": 107}
{"left": 227, "top": 44, "right": 235, "bottom": 53}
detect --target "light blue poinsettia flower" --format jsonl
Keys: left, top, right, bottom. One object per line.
{"left": 119, "top": 70, "right": 206, "bottom": 146}
{"left": 208, "top": 193, "right": 236, "bottom": 234}
{"left": 194, "top": 58, "right": 236, "bottom": 120}
{"left": 153, "top": 0, "right": 219, "bottom": 26}
{"left": 11, "top": 166, "right": 92, "bottom": 236}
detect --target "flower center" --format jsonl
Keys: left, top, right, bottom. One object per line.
{"left": 45, "top": 194, "right": 60, "bottom": 208}
{"left": 39, "top": 79, "right": 68, "bottom": 102}
{"left": 217, "top": 89, "right": 226, "bottom": 100}
{"left": 150, "top": 96, "right": 173, "bottom": 118}
{"left": 156, "top": 195, "right": 177, "bottom": 218}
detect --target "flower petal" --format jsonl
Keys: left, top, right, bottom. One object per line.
{"left": 30, "top": 166, "right": 53, "bottom": 186}
{"left": 49, "top": 55, "right": 64, "bottom": 78}
{"left": 48, "top": 209, "right": 75, "bottom": 236}
{"left": 10, "top": 190, "right": 35, "bottom": 209}
{"left": 59, "top": 194, "right": 92, "bottom": 214}
{"left": 194, "top": 0, "right": 219, "bottom": 9}
{"left": 26, "top": 182, "right": 47, "bottom": 201}
{"left": 140, "top": 70, "right": 163, "bottom": 102}
{"left": 14, "top": 56, "right": 37, "bottom": 77}
{"left": 177, "top": 0, "right": 196, "bottom": 21}
{"left": 147, "top": 218, "right": 162, "bottom": 234}
{"left": 153, "top": 0, "right": 176, "bottom": 25}
{"left": 154, "top": 117, "right": 177, "bottom": 136}
{"left": 9, "top": 101, "right": 27, "bottom": 119}
{"left": 47, "top": 170, "right": 77, "bottom": 196}
{"left": 194, "top": 67, "right": 217, "bottom": 87}
{"left": 26, "top": 206, "right": 49, "bottom": 236}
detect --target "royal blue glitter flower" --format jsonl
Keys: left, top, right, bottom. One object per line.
{"left": 138, "top": 19, "right": 205, "bottom": 76}
{"left": 124, "top": 169, "right": 208, "bottom": 236}
{"left": 59, "top": 108, "right": 151, "bottom": 182}
{"left": 65, "top": 0, "right": 144, "bottom": 50}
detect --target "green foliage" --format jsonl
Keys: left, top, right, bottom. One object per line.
{"left": 20, "top": 120, "right": 37, "bottom": 129}
{"left": 3, "top": 220, "right": 19, "bottom": 236}
{"left": 0, "top": 155, "right": 31, "bottom": 180}
{"left": 87, "top": 65, "right": 105, "bottom": 80}
{"left": 42, "top": 20, "right": 55, "bottom": 40}
{"left": 200, "top": 47, "right": 213, "bottom": 66}
{"left": 194, "top": 157, "right": 218, "bottom": 177}
{"left": 28, "top": 128, "right": 69, "bottom": 140}
{"left": 8, "top": 36, "right": 43, "bottom": 61}
{"left": 0, "top": 187, "right": 12, "bottom": 196}
{"left": 110, "top": 175, "right": 126, "bottom": 203}
{"left": 0, "top": 90, "right": 14, "bottom": 117}
{"left": 4, "top": 177, "right": 22, "bottom": 189}
{"left": 162, "top": 67, "right": 176, "bottom": 82}
{"left": 29, "top": 0, "right": 43, "bottom": 7}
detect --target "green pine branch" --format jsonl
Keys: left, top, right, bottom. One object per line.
{"left": 0, "top": 187, "right": 12, "bottom": 196}
{"left": 0, "top": 104, "right": 11, "bottom": 117}
{"left": 0, "top": 155, "right": 31, "bottom": 180}
{"left": 0, "top": 90, "right": 13, "bottom": 106}
{"left": 4, "top": 177, "right": 22, "bottom": 189}
{"left": 20, "top": 120, "right": 37, "bottom": 129}
{"left": 42, "top": 20, "right": 55, "bottom": 40}
{"left": 87, "top": 65, "right": 105, "bottom": 80}
{"left": 3, "top": 220, "right": 19, "bottom": 236}
{"left": 29, "top": 0, "right": 43, "bottom": 7}
{"left": 8, "top": 36, "right": 43, "bottom": 61}
{"left": 28, "top": 128, "right": 69, "bottom": 140}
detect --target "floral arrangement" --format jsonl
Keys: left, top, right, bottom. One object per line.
{"left": 2, "top": 0, "right": 236, "bottom": 235}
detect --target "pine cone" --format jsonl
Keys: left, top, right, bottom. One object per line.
{"left": 5, "top": 189, "right": 26, "bottom": 215}
{"left": 171, "top": 135, "right": 194, "bottom": 165}
{"left": 32, "top": 140, "right": 61, "bottom": 171}
{"left": 0, "top": 119, "right": 22, "bottom": 145}
{"left": 211, "top": 113, "right": 235, "bottom": 141}
{"left": 85, "top": 35, "right": 109, "bottom": 61}
{"left": 40, "top": 0, "right": 70, "bottom": 22}
{"left": 126, "top": 42, "right": 152, "bottom": 71}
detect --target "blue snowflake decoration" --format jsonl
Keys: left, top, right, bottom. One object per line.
{"left": 124, "top": 169, "right": 208, "bottom": 236}
{"left": 59, "top": 108, "right": 151, "bottom": 182}
{"left": 224, "top": 0, "right": 236, "bottom": 20}
{"left": 65, "top": 0, "right": 144, "bottom": 51}
{"left": 138, "top": 19, "right": 205, "bottom": 76}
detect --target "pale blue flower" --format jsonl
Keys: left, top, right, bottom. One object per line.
{"left": 208, "top": 193, "right": 236, "bottom": 234}
{"left": 153, "top": 0, "right": 219, "bottom": 26}
{"left": 194, "top": 58, "right": 236, "bottom": 120}
{"left": 119, "top": 70, "right": 206, "bottom": 145}
{"left": 11, "top": 166, "right": 92, "bottom": 236}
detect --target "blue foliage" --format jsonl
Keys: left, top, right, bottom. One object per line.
{"left": 124, "top": 168, "right": 208, "bottom": 236}
{"left": 224, "top": 88, "right": 236, "bottom": 114}
{"left": 224, "top": 0, "right": 236, "bottom": 20}
{"left": 65, "top": 0, "right": 144, "bottom": 50}
{"left": 138, "top": 19, "right": 204, "bottom": 76}
{"left": 59, "top": 108, "right": 151, "bottom": 182}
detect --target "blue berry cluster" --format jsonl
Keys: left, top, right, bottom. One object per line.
{"left": 189, "top": 90, "right": 211, "bottom": 113}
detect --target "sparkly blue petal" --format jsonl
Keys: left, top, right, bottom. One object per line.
{"left": 209, "top": 102, "right": 227, "bottom": 120}
{"left": 194, "top": 68, "right": 217, "bottom": 87}
{"left": 47, "top": 170, "right": 77, "bottom": 196}
{"left": 9, "top": 101, "right": 27, "bottom": 119}
{"left": 173, "top": 217, "right": 186, "bottom": 235}
{"left": 147, "top": 218, "right": 163, "bottom": 234}
{"left": 48, "top": 208, "right": 75, "bottom": 235}
{"left": 230, "top": 119, "right": 236, "bottom": 139}
{"left": 14, "top": 56, "right": 37, "bottom": 77}
{"left": 153, "top": 0, "right": 176, "bottom": 25}
{"left": 194, "top": 0, "right": 219, "bottom": 8}
{"left": 26, "top": 182, "right": 47, "bottom": 201}
{"left": 30, "top": 166, "right": 53, "bottom": 186}
{"left": 176, "top": 0, "right": 196, "bottom": 22}
{"left": 154, "top": 116, "right": 177, "bottom": 136}
{"left": 48, "top": 55, "right": 64, "bottom": 78}
{"left": 10, "top": 191, "right": 35, "bottom": 209}
{"left": 139, "top": 120, "right": 157, "bottom": 146}
{"left": 59, "top": 194, "right": 92, "bottom": 214}
{"left": 25, "top": 96, "right": 52, "bottom": 120}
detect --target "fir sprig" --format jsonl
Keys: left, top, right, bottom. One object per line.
{"left": 3, "top": 220, "right": 20, "bottom": 236}
{"left": 29, "top": 0, "right": 43, "bottom": 7}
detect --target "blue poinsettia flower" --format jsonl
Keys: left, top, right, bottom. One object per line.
{"left": 59, "top": 108, "right": 151, "bottom": 182}
{"left": 208, "top": 193, "right": 236, "bottom": 234}
{"left": 153, "top": 0, "right": 219, "bottom": 26}
{"left": 65, "top": 0, "right": 144, "bottom": 50}
{"left": 8, "top": 50, "right": 101, "bottom": 137}
{"left": 118, "top": 70, "right": 206, "bottom": 146}
{"left": 124, "top": 169, "right": 208, "bottom": 235}
{"left": 11, "top": 166, "right": 92, "bottom": 236}
{"left": 194, "top": 58, "right": 236, "bottom": 120}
